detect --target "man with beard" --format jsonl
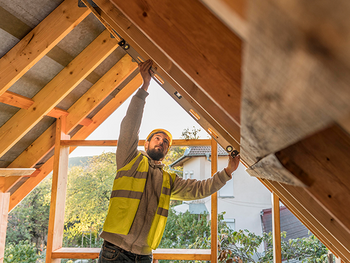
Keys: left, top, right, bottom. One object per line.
{"left": 98, "top": 59, "right": 240, "bottom": 263}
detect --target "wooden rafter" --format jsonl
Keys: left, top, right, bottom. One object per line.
{"left": 0, "top": 0, "right": 90, "bottom": 97}
{"left": 0, "top": 91, "right": 92, "bottom": 125}
{"left": 7, "top": 54, "right": 136, "bottom": 169}
{"left": 8, "top": 74, "right": 143, "bottom": 212}
{"left": 95, "top": 0, "right": 241, "bottom": 151}
{"left": 0, "top": 29, "right": 118, "bottom": 159}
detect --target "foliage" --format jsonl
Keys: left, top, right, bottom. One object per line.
{"left": 6, "top": 176, "right": 51, "bottom": 248}
{"left": 181, "top": 126, "right": 202, "bottom": 140}
{"left": 4, "top": 240, "right": 43, "bottom": 263}
{"left": 64, "top": 152, "right": 116, "bottom": 247}
{"left": 214, "top": 228, "right": 328, "bottom": 263}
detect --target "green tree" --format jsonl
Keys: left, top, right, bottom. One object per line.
{"left": 6, "top": 176, "right": 51, "bottom": 249}
{"left": 4, "top": 240, "right": 43, "bottom": 263}
{"left": 64, "top": 152, "right": 116, "bottom": 247}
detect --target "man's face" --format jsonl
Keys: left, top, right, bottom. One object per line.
{"left": 145, "top": 132, "right": 170, "bottom": 161}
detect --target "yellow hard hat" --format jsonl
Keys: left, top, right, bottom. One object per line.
{"left": 146, "top": 129, "right": 173, "bottom": 147}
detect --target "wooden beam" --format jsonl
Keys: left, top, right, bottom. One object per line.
{"left": 8, "top": 75, "right": 142, "bottom": 212}
{"left": 200, "top": 0, "right": 247, "bottom": 39}
{"left": 95, "top": 0, "right": 241, "bottom": 151}
{"left": 60, "top": 139, "right": 212, "bottom": 147}
{"left": 262, "top": 179, "right": 350, "bottom": 262}
{"left": 0, "top": 0, "right": 90, "bottom": 97}
{"left": 51, "top": 248, "right": 211, "bottom": 260}
{"left": 272, "top": 193, "right": 281, "bottom": 263}
{"left": 0, "top": 92, "right": 92, "bottom": 125}
{"left": 0, "top": 29, "right": 118, "bottom": 159}
{"left": 0, "top": 168, "right": 35, "bottom": 177}
{"left": 241, "top": 0, "right": 350, "bottom": 167}
{"left": 211, "top": 139, "right": 218, "bottom": 262}
{"left": 274, "top": 124, "right": 350, "bottom": 235}
{"left": 8, "top": 55, "right": 136, "bottom": 170}
{"left": 110, "top": 0, "right": 241, "bottom": 124}
{"left": 46, "top": 117, "right": 70, "bottom": 263}
{"left": 0, "top": 193, "right": 10, "bottom": 263}
{"left": 0, "top": 91, "right": 34, "bottom": 109}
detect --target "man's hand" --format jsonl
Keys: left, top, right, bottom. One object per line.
{"left": 139, "top": 59, "right": 153, "bottom": 91}
{"left": 224, "top": 155, "right": 240, "bottom": 178}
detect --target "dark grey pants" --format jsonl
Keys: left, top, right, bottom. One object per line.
{"left": 98, "top": 241, "right": 152, "bottom": 263}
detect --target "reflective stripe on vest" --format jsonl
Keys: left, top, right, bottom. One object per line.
{"left": 102, "top": 152, "right": 176, "bottom": 249}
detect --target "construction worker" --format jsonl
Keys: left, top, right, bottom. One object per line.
{"left": 98, "top": 59, "right": 240, "bottom": 263}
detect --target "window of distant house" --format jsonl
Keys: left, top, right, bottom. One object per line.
{"left": 224, "top": 219, "right": 235, "bottom": 230}
{"left": 219, "top": 177, "right": 234, "bottom": 197}
{"left": 184, "top": 171, "right": 188, "bottom": 179}
{"left": 189, "top": 170, "right": 194, "bottom": 179}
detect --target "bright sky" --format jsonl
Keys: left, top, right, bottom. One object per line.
{"left": 70, "top": 79, "right": 210, "bottom": 157}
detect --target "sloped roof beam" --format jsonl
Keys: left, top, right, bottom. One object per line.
{"left": 0, "top": 0, "right": 90, "bottom": 97}
{"left": 0, "top": 29, "right": 118, "bottom": 158}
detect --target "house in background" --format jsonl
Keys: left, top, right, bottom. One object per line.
{"left": 170, "top": 146, "right": 272, "bottom": 237}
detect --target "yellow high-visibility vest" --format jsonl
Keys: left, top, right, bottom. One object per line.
{"left": 103, "top": 152, "right": 175, "bottom": 249}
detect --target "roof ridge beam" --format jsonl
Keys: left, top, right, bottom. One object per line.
{"left": 0, "top": 29, "right": 118, "bottom": 159}
{"left": 0, "top": 0, "right": 90, "bottom": 97}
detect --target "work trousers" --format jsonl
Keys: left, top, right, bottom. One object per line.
{"left": 98, "top": 240, "right": 152, "bottom": 263}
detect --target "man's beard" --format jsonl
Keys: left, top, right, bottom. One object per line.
{"left": 147, "top": 148, "right": 165, "bottom": 161}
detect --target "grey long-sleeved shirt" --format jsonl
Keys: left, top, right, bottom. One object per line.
{"left": 100, "top": 88, "right": 231, "bottom": 255}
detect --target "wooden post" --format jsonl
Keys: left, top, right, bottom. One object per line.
{"left": 272, "top": 193, "right": 281, "bottom": 263}
{"left": 46, "top": 117, "right": 70, "bottom": 263}
{"left": 0, "top": 193, "right": 10, "bottom": 263}
{"left": 211, "top": 139, "right": 218, "bottom": 262}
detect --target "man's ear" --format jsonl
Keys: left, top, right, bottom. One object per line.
{"left": 144, "top": 141, "right": 149, "bottom": 151}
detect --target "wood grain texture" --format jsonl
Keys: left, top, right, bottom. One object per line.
{"left": 0, "top": 193, "right": 10, "bottom": 262}
{"left": 211, "top": 139, "right": 218, "bottom": 262}
{"left": 0, "top": 0, "right": 90, "bottom": 97}
{"left": 241, "top": 0, "right": 350, "bottom": 166}
{"left": 0, "top": 91, "right": 34, "bottom": 109}
{"left": 275, "top": 124, "right": 350, "bottom": 235}
{"left": 110, "top": 0, "right": 241, "bottom": 124}
{"left": 0, "top": 168, "right": 35, "bottom": 177}
{"left": 272, "top": 193, "right": 281, "bottom": 263}
{"left": 96, "top": 0, "right": 240, "bottom": 150}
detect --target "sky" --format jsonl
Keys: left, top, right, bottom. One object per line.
{"left": 69, "top": 79, "right": 210, "bottom": 157}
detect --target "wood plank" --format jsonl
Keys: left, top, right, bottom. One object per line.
{"left": 0, "top": 168, "right": 35, "bottom": 177}
{"left": 262, "top": 179, "right": 350, "bottom": 262}
{"left": 0, "top": 0, "right": 90, "bottom": 97}
{"left": 0, "top": 29, "right": 118, "bottom": 159}
{"left": 0, "top": 91, "right": 34, "bottom": 109}
{"left": 241, "top": 0, "right": 350, "bottom": 166}
{"left": 51, "top": 248, "right": 211, "bottom": 260}
{"left": 211, "top": 139, "right": 218, "bottom": 262}
{"left": 0, "top": 193, "right": 9, "bottom": 262}
{"left": 46, "top": 117, "right": 70, "bottom": 263}
{"left": 272, "top": 193, "right": 281, "bottom": 263}
{"left": 8, "top": 55, "right": 136, "bottom": 170}
{"left": 200, "top": 0, "right": 247, "bottom": 39}
{"left": 274, "top": 124, "right": 350, "bottom": 235}
{"left": 60, "top": 139, "right": 212, "bottom": 147}
{"left": 96, "top": 0, "right": 241, "bottom": 151}
{"left": 8, "top": 75, "right": 142, "bottom": 212}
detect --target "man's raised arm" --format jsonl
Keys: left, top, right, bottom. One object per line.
{"left": 116, "top": 60, "right": 153, "bottom": 168}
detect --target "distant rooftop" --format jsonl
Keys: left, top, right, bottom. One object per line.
{"left": 170, "top": 145, "right": 228, "bottom": 167}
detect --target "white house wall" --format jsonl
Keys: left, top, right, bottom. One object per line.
{"left": 182, "top": 156, "right": 271, "bottom": 237}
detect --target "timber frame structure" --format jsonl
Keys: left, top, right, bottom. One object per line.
{"left": 0, "top": 0, "right": 350, "bottom": 262}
